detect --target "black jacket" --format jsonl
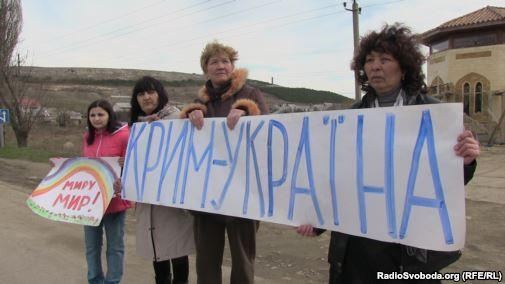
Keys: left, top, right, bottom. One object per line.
{"left": 319, "top": 90, "right": 477, "bottom": 283}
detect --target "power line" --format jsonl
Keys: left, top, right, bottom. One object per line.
{"left": 99, "top": 0, "right": 238, "bottom": 42}
{"left": 361, "top": 0, "right": 405, "bottom": 8}
{"left": 41, "top": 1, "right": 340, "bottom": 63}
{"left": 341, "top": 0, "right": 406, "bottom": 100}
{"left": 26, "top": 0, "right": 409, "bottom": 96}
{"left": 38, "top": 1, "right": 335, "bottom": 66}
{"left": 36, "top": 0, "right": 218, "bottom": 57}
{"left": 105, "top": 0, "right": 290, "bottom": 63}
{"left": 105, "top": 0, "right": 280, "bottom": 51}
{"left": 107, "top": 3, "right": 343, "bottom": 66}
{"left": 35, "top": 0, "right": 221, "bottom": 58}
{"left": 137, "top": 10, "right": 345, "bottom": 70}
{"left": 27, "top": 0, "right": 169, "bottom": 46}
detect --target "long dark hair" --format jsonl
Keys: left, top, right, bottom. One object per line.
{"left": 86, "top": 99, "right": 121, "bottom": 145}
{"left": 130, "top": 76, "right": 169, "bottom": 125}
{"left": 351, "top": 23, "right": 427, "bottom": 96}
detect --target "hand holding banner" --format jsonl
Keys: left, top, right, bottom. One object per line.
{"left": 27, "top": 157, "right": 120, "bottom": 226}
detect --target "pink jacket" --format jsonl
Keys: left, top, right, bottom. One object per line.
{"left": 82, "top": 124, "right": 132, "bottom": 214}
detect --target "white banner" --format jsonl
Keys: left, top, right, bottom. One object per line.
{"left": 122, "top": 103, "right": 465, "bottom": 251}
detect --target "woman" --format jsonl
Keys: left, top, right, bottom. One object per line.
{"left": 297, "top": 23, "right": 480, "bottom": 283}
{"left": 180, "top": 41, "right": 268, "bottom": 284}
{"left": 130, "top": 76, "right": 194, "bottom": 284}
{"left": 83, "top": 99, "right": 131, "bottom": 284}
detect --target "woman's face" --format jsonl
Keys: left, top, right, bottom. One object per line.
{"left": 89, "top": 106, "right": 109, "bottom": 131}
{"left": 137, "top": 90, "right": 159, "bottom": 115}
{"left": 206, "top": 53, "right": 234, "bottom": 87}
{"left": 364, "top": 51, "right": 404, "bottom": 95}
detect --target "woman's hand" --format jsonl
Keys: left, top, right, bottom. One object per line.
{"left": 113, "top": 179, "right": 122, "bottom": 197}
{"left": 144, "top": 114, "right": 160, "bottom": 123}
{"left": 296, "top": 224, "right": 316, "bottom": 237}
{"left": 454, "top": 130, "right": 480, "bottom": 165}
{"left": 227, "top": 109, "right": 245, "bottom": 130}
{"left": 118, "top": 157, "right": 125, "bottom": 167}
{"left": 188, "top": 110, "right": 204, "bottom": 130}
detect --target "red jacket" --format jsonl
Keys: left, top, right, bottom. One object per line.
{"left": 82, "top": 124, "right": 132, "bottom": 214}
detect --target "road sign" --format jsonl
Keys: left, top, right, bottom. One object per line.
{"left": 0, "top": 109, "right": 9, "bottom": 123}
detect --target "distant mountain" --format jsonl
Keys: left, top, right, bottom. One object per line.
{"left": 20, "top": 66, "right": 353, "bottom": 112}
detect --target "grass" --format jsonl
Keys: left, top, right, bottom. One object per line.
{"left": 258, "top": 86, "right": 352, "bottom": 104}
{"left": 0, "top": 145, "right": 65, "bottom": 163}
{"left": 24, "top": 76, "right": 205, "bottom": 88}
{"left": 1, "top": 122, "right": 83, "bottom": 163}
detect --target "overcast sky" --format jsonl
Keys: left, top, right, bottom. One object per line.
{"left": 18, "top": 0, "right": 504, "bottom": 98}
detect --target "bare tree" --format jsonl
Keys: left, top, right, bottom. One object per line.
{"left": 0, "top": 0, "right": 22, "bottom": 67}
{"left": 0, "top": 0, "right": 44, "bottom": 147}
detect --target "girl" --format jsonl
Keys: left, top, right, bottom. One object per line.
{"left": 83, "top": 99, "right": 131, "bottom": 284}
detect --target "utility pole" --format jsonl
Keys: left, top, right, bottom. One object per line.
{"left": 344, "top": 0, "right": 361, "bottom": 101}
{"left": 17, "top": 53, "right": 21, "bottom": 76}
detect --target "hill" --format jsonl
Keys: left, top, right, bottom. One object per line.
{"left": 20, "top": 66, "right": 353, "bottom": 112}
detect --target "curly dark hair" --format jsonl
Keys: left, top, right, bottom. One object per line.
{"left": 129, "top": 76, "right": 169, "bottom": 125}
{"left": 351, "top": 23, "right": 427, "bottom": 96}
{"left": 86, "top": 99, "right": 121, "bottom": 145}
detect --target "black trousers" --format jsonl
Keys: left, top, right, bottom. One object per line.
{"left": 153, "top": 256, "right": 189, "bottom": 284}
{"left": 328, "top": 236, "right": 443, "bottom": 284}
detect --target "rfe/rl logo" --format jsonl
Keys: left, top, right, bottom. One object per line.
{"left": 0, "top": 109, "right": 9, "bottom": 124}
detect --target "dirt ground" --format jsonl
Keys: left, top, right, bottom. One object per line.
{"left": 0, "top": 158, "right": 331, "bottom": 283}
{"left": 0, "top": 144, "right": 504, "bottom": 283}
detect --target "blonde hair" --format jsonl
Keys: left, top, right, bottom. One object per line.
{"left": 200, "top": 41, "right": 238, "bottom": 73}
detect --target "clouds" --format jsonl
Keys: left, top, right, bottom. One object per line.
{"left": 19, "top": 0, "right": 504, "bottom": 98}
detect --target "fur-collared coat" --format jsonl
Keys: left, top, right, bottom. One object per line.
{"left": 135, "top": 105, "right": 195, "bottom": 261}
{"left": 180, "top": 68, "right": 268, "bottom": 119}
{"left": 180, "top": 68, "right": 268, "bottom": 223}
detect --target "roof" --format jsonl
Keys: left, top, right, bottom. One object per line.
{"left": 113, "top": 102, "right": 131, "bottom": 109}
{"left": 20, "top": 98, "right": 41, "bottom": 108}
{"left": 439, "top": 6, "right": 505, "bottom": 29}
{"left": 422, "top": 6, "right": 505, "bottom": 43}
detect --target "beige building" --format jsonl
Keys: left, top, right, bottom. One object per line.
{"left": 421, "top": 6, "right": 505, "bottom": 144}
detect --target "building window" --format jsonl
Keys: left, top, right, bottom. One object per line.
{"left": 431, "top": 40, "right": 449, "bottom": 53}
{"left": 463, "top": 83, "right": 470, "bottom": 115}
{"left": 475, "top": 82, "right": 483, "bottom": 113}
{"left": 454, "top": 33, "right": 497, "bottom": 48}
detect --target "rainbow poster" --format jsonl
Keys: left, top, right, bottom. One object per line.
{"left": 27, "top": 157, "right": 120, "bottom": 226}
